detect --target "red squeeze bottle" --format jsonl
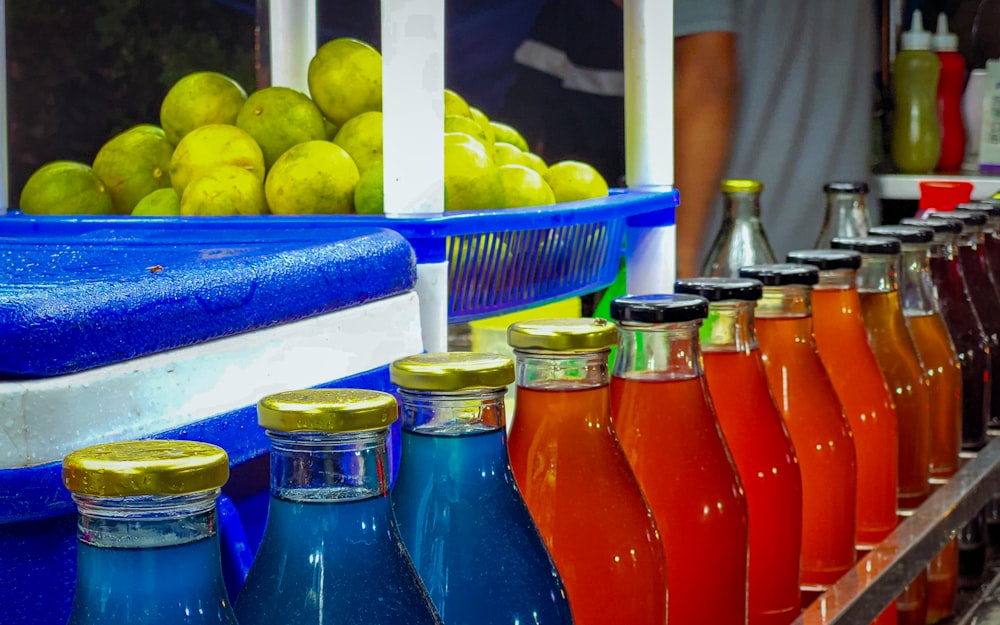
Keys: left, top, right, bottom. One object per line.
{"left": 934, "top": 13, "right": 966, "bottom": 172}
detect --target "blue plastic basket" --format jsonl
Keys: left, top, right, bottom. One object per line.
{"left": 3, "top": 188, "right": 678, "bottom": 322}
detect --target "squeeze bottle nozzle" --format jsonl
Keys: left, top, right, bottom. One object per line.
{"left": 902, "top": 9, "right": 933, "bottom": 50}
{"left": 933, "top": 13, "right": 959, "bottom": 52}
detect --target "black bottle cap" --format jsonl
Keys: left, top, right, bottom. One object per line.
{"left": 899, "top": 217, "right": 963, "bottom": 234}
{"left": 955, "top": 202, "right": 1000, "bottom": 216}
{"left": 786, "top": 249, "right": 862, "bottom": 270}
{"left": 823, "top": 181, "right": 869, "bottom": 194}
{"left": 610, "top": 294, "right": 710, "bottom": 324}
{"left": 737, "top": 263, "right": 820, "bottom": 286}
{"left": 928, "top": 210, "right": 988, "bottom": 226}
{"left": 868, "top": 225, "right": 934, "bottom": 243}
{"left": 830, "top": 236, "right": 902, "bottom": 254}
{"left": 674, "top": 277, "right": 764, "bottom": 302}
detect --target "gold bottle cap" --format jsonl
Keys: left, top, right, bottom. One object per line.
{"left": 390, "top": 352, "right": 514, "bottom": 391}
{"left": 721, "top": 179, "right": 763, "bottom": 194}
{"left": 507, "top": 318, "right": 617, "bottom": 352}
{"left": 62, "top": 440, "right": 229, "bottom": 497}
{"left": 257, "top": 388, "right": 397, "bottom": 433}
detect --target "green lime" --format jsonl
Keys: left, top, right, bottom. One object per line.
{"left": 132, "top": 188, "right": 181, "bottom": 216}
{"left": 19, "top": 161, "right": 113, "bottom": 215}
{"left": 544, "top": 160, "right": 609, "bottom": 202}
{"left": 499, "top": 164, "right": 555, "bottom": 208}
{"left": 354, "top": 161, "right": 384, "bottom": 215}
{"left": 333, "top": 111, "right": 383, "bottom": 175}
{"left": 169, "top": 124, "right": 266, "bottom": 195}
{"left": 180, "top": 165, "right": 267, "bottom": 216}
{"left": 308, "top": 38, "right": 382, "bottom": 126}
{"left": 92, "top": 124, "right": 173, "bottom": 214}
{"left": 160, "top": 71, "right": 247, "bottom": 145}
{"left": 236, "top": 86, "right": 326, "bottom": 168}
{"left": 265, "top": 140, "right": 360, "bottom": 214}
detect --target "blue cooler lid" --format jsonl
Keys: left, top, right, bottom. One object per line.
{"left": 0, "top": 222, "right": 416, "bottom": 377}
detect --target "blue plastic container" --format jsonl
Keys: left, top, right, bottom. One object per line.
{"left": 0, "top": 223, "right": 421, "bottom": 625}
{"left": 3, "top": 187, "right": 678, "bottom": 321}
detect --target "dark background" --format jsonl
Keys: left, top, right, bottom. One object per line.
{"left": 6, "top": 0, "right": 1000, "bottom": 211}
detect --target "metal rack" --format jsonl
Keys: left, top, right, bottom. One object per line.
{"left": 795, "top": 436, "right": 1000, "bottom": 624}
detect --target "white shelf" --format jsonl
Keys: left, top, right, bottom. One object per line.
{"left": 875, "top": 171, "right": 1000, "bottom": 200}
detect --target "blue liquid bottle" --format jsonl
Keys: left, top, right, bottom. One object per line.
{"left": 235, "top": 389, "right": 443, "bottom": 625}
{"left": 390, "top": 352, "right": 574, "bottom": 625}
{"left": 62, "top": 440, "right": 239, "bottom": 625}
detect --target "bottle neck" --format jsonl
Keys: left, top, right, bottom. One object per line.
{"left": 74, "top": 490, "right": 219, "bottom": 549}
{"left": 514, "top": 349, "right": 610, "bottom": 390}
{"left": 755, "top": 285, "right": 813, "bottom": 318}
{"left": 814, "top": 268, "right": 858, "bottom": 291}
{"left": 398, "top": 388, "right": 505, "bottom": 435}
{"left": 898, "top": 243, "right": 940, "bottom": 314}
{"left": 856, "top": 253, "right": 900, "bottom": 293}
{"left": 268, "top": 429, "right": 389, "bottom": 502}
{"left": 957, "top": 226, "right": 986, "bottom": 248}
{"left": 818, "top": 192, "right": 871, "bottom": 244}
{"left": 928, "top": 233, "right": 957, "bottom": 259}
{"left": 613, "top": 321, "right": 703, "bottom": 380}
{"left": 722, "top": 191, "right": 761, "bottom": 223}
{"left": 701, "top": 300, "right": 758, "bottom": 354}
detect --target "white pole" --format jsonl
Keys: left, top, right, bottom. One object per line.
{"left": 268, "top": 0, "right": 316, "bottom": 92}
{"left": 623, "top": 0, "right": 676, "bottom": 294}
{"left": 1, "top": 0, "right": 8, "bottom": 214}
{"left": 381, "top": 0, "right": 447, "bottom": 351}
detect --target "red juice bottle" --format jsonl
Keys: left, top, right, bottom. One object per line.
{"left": 786, "top": 249, "right": 899, "bottom": 550}
{"left": 736, "top": 264, "right": 858, "bottom": 594}
{"left": 507, "top": 318, "right": 667, "bottom": 625}
{"left": 674, "top": 278, "right": 803, "bottom": 625}
{"left": 608, "top": 294, "right": 749, "bottom": 625}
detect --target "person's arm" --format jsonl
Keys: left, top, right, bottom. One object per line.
{"left": 673, "top": 30, "right": 738, "bottom": 278}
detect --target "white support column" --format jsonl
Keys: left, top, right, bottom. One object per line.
{"left": 381, "top": 0, "right": 447, "bottom": 351}
{"left": 268, "top": 0, "right": 316, "bottom": 92}
{"left": 623, "top": 0, "right": 676, "bottom": 295}
{"left": 1, "top": 0, "right": 8, "bottom": 213}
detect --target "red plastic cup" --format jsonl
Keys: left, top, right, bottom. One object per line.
{"left": 919, "top": 181, "right": 974, "bottom": 214}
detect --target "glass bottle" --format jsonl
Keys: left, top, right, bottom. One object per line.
{"left": 830, "top": 237, "right": 932, "bottom": 511}
{"left": 608, "top": 294, "right": 749, "bottom": 625}
{"left": 736, "top": 264, "right": 857, "bottom": 593}
{"left": 954, "top": 201, "right": 1000, "bottom": 292}
{"left": 389, "top": 352, "right": 574, "bottom": 625}
{"left": 507, "top": 318, "right": 667, "bottom": 625}
{"left": 901, "top": 216, "right": 990, "bottom": 451}
{"left": 235, "top": 389, "right": 443, "bottom": 625}
{"left": 786, "top": 249, "right": 899, "bottom": 550}
{"left": 868, "top": 225, "right": 963, "bottom": 624}
{"left": 62, "top": 440, "right": 239, "bottom": 625}
{"left": 701, "top": 179, "right": 777, "bottom": 277}
{"left": 928, "top": 209, "right": 1000, "bottom": 431}
{"left": 673, "top": 278, "right": 803, "bottom": 625}
{"left": 814, "top": 181, "right": 873, "bottom": 248}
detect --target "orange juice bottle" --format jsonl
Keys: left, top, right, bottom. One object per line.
{"left": 609, "top": 294, "right": 749, "bottom": 625}
{"left": 830, "top": 235, "right": 933, "bottom": 625}
{"left": 507, "top": 318, "right": 667, "bottom": 625}
{"left": 674, "top": 278, "right": 803, "bottom": 625}
{"left": 786, "top": 249, "right": 899, "bottom": 549}
{"left": 868, "top": 224, "right": 963, "bottom": 624}
{"left": 736, "top": 263, "right": 858, "bottom": 596}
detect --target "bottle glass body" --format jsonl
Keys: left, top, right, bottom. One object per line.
{"left": 891, "top": 49, "right": 942, "bottom": 173}
{"left": 68, "top": 490, "right": 238, "bottom": 625}
{"left": 509, "top": 348, "right": 667, "bottom": 625}
{"left": 811, "top": 269, "right": 899, "bottom": 547}
{"left": 855, "top": 253, "right": 932, "bottom": 510}
{"left": 610, "top": 319, "right": 749, "bottom": 625}
{"left": 702, "top": 190, "right": 777, "bottom": 277}
{"left": 955, "top": 225, "right": 1000, "bottom": 429}
{"left": 391, "top": 387, "right": 573, "bottom": 625}
{"left": 753, "top": 284, "right": 858, "bottom": 588}
{"left": 815, "top": 191, "right": 873, "bottom": 248}
{"left": 235, "top": 429, "right": 442, "bottom": 625}
{"left": 928, "top": 232, "right": 992, "bottom": 449}
{"left": 700, "top": 300, "right": 803, "bottom": 625}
